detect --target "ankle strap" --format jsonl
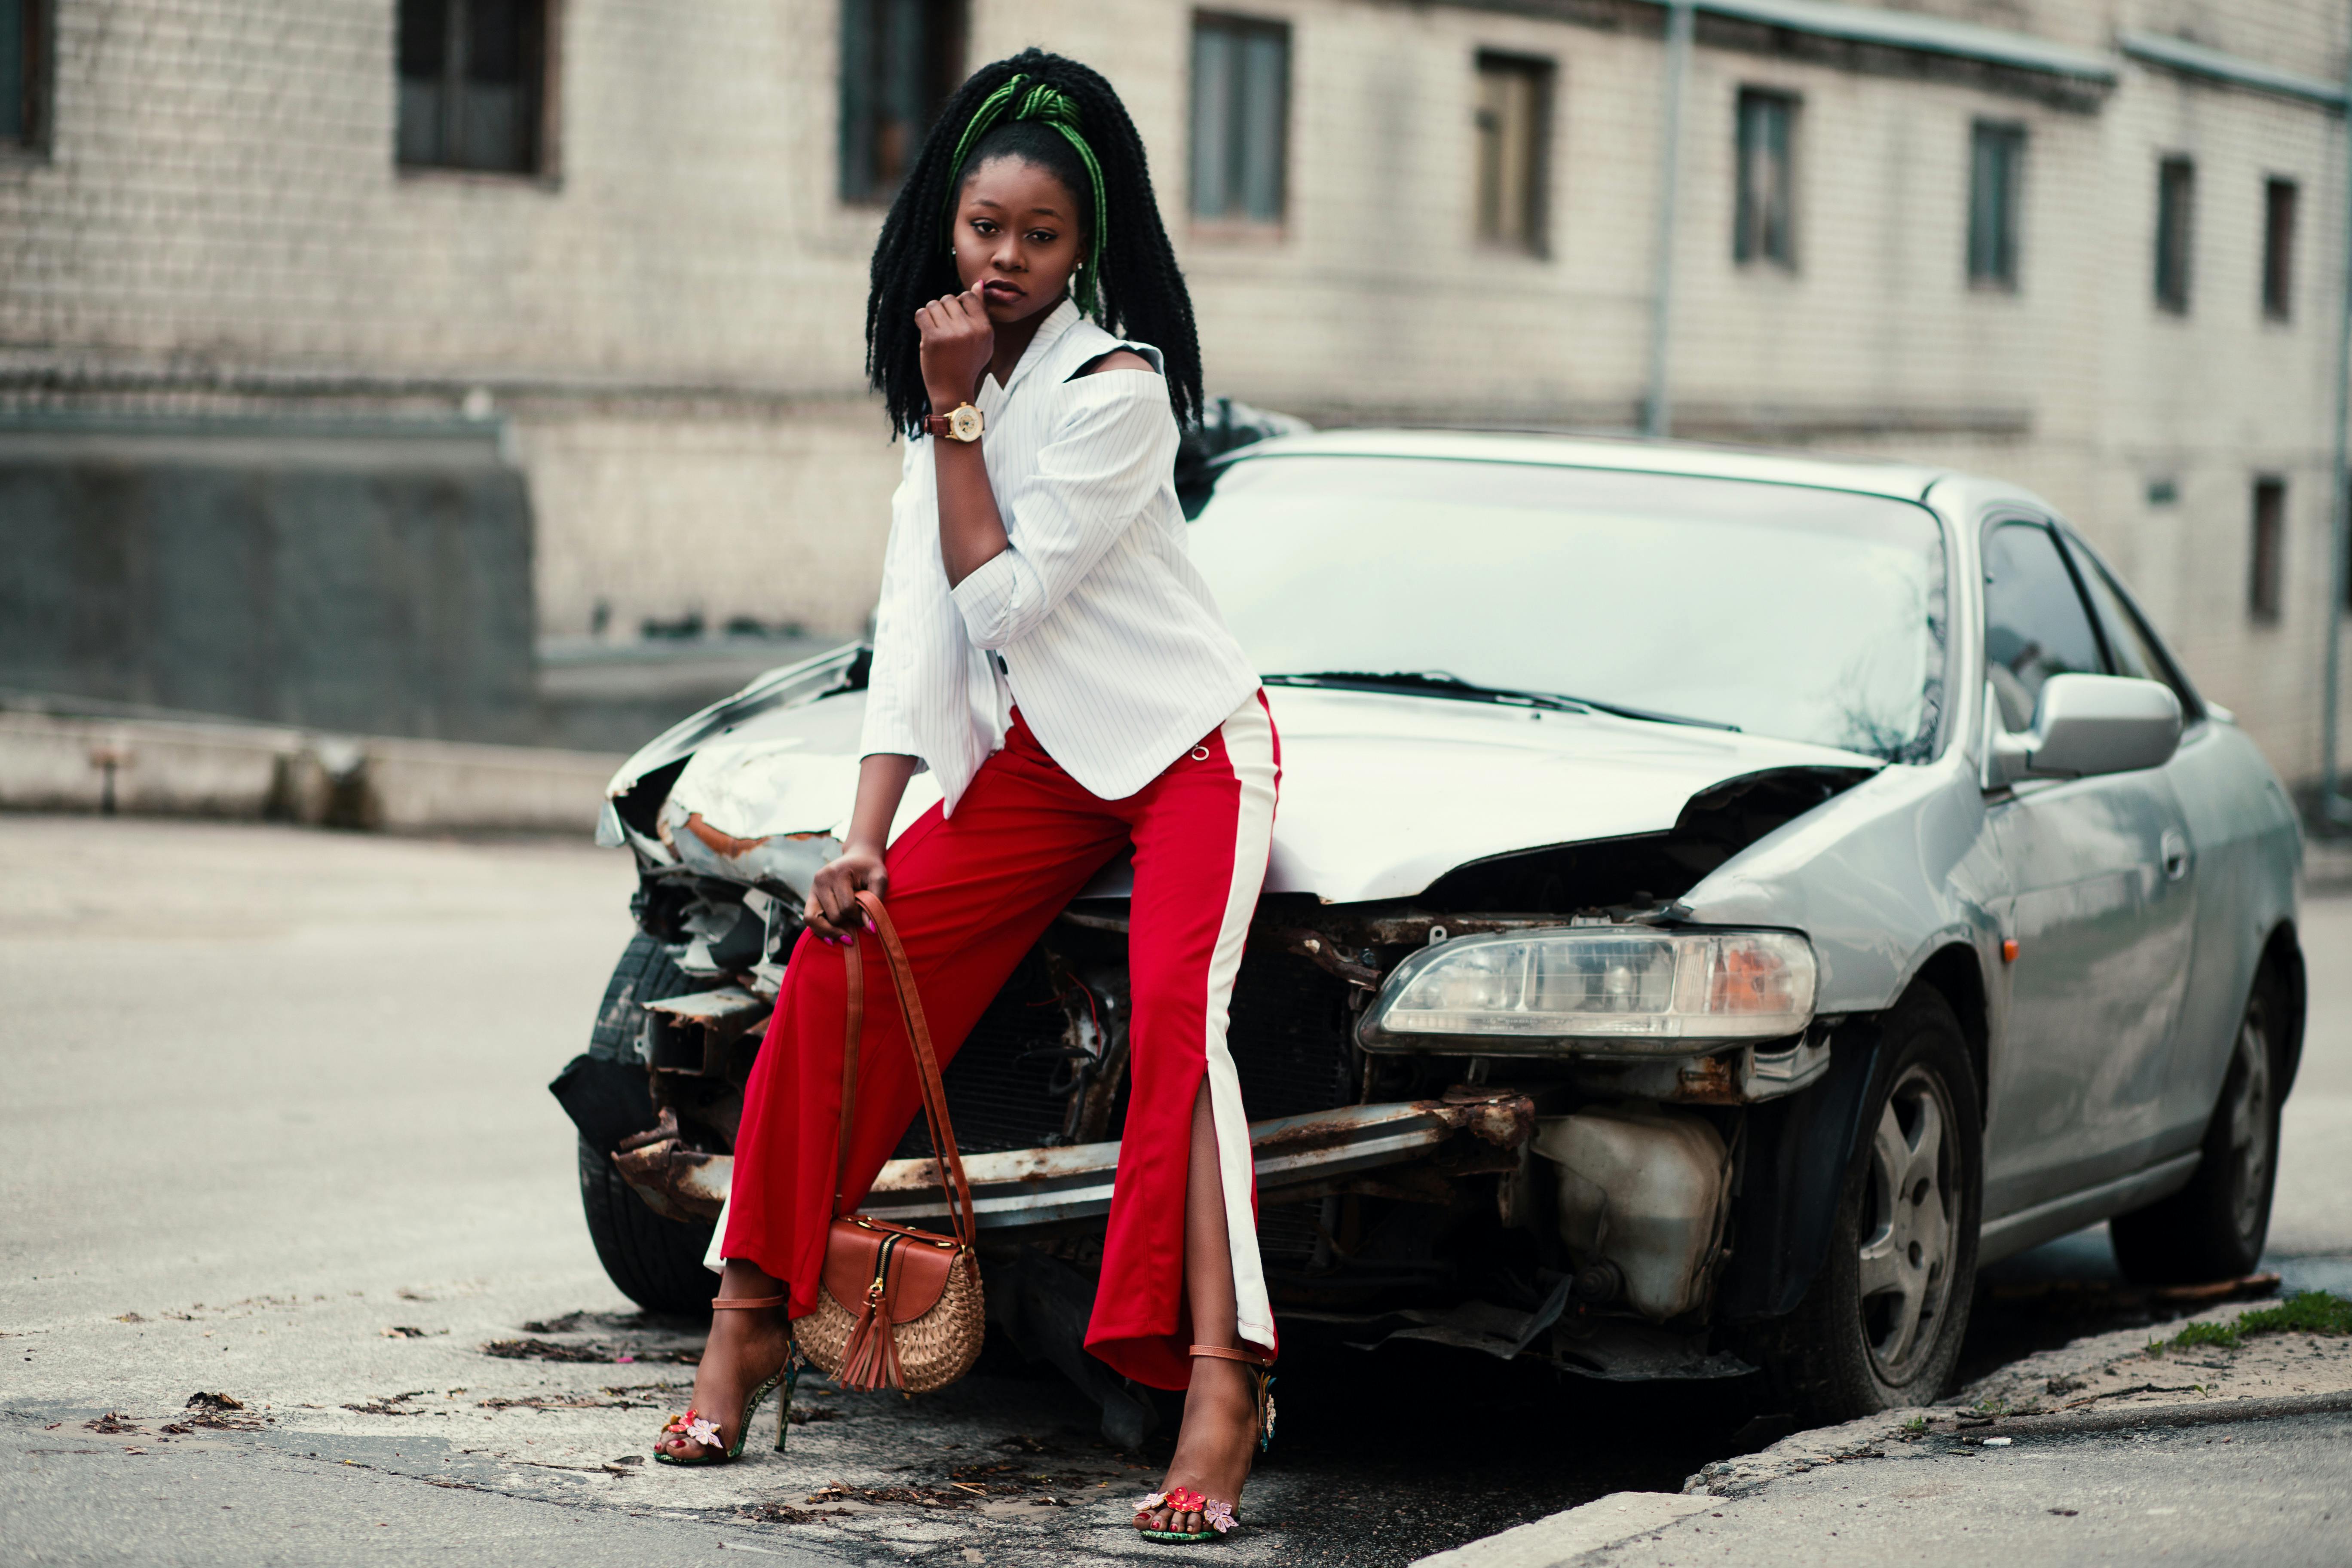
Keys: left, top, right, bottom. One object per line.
{"left": 711, "top": 1295, "right": 788, "bottom": 1310}
{"left": 1189, "top": 1344, "right": 1270, "bottom": 1366}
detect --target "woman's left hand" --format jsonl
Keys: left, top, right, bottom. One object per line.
{"left": 916, "top": 282, "right": 994, "bottom": 410}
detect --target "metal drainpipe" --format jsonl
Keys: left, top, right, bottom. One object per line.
{"left": 1643, "top": 0, "right": 1696, "bottom": 439}
{"left": 2326, "top": 55, "right": 2352, "bottom": 826}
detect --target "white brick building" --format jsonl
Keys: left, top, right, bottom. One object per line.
{"left": 3, "top": 0, "right": 2349, "bottom": 787}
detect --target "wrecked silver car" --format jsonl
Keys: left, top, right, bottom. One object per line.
{"left": 554, "top": 430, "right": 2306, "bottom": 1434}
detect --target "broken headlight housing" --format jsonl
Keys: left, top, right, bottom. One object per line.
{"left": 1356, "top": 928, "right": 1816, "bottom": 1055}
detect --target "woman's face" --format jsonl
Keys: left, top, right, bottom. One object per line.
{"left": 949, "top": 156, "right": 1086, "bottom": 326}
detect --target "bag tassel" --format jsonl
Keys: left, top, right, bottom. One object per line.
{"left": 837, "top": 1299, "right": 902, "bottom": 1393}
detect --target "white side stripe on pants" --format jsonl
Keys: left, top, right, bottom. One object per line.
{"left": 1198, "top": 695, "right": 1280, "bottom": 1355}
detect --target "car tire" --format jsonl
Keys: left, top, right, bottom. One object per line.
{"left": 2110, "top": 970, "right": 2285, "bottom": 1286}
{"left": 578, "top": 1135, "right": 720, "bottom": 1314}
{"left": 1768, "top": 987, "right": 1983, "bottom": 1423}
{"left": 577, "top": 934, "right": 720, "bottom": 1315}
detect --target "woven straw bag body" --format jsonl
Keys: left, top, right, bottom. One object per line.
{"left": 795, "top": 891, "right": 984, "bottom": 1395}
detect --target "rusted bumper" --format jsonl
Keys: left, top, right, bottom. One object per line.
{"left": 611, "top": 1093, "right": 1534, "bottom": 1230}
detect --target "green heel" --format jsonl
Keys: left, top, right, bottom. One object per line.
{"left": 652, "top": 1293, "right": 794, "bottom": 1467}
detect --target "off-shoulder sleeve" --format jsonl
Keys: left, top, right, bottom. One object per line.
{"left": 948, "top": 371, "right": 1178, "bottom": 650}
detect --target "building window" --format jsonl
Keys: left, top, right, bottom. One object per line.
{"left": 1734, "top": 89, "right": 1796, "bottom": 268}
{"left": 838, "top": 0, "right": 964, "bottom": 205}
{"left": 397, "top": 0, "right": 551, "bottom": 175}
{"left": 2263, "top": 178, "right": 2297, "bottom": 322}
{"left": 1473, "top": 53, "right": 1551, "bottom": 254}
{"left": 2249, "top": 478, "right": 2285, "bottom": 623}
{"left": 0, "top": 0, "right": 47, "bottom": 150}
{"left": 1967, "top": 121, "right": 2024, "bottom": 288}
{"left": 1191, "top": 14, "right": 1289, "bottom": 226}
{"left": 2154, "top": 155, "right": 2195, "bottom": 314}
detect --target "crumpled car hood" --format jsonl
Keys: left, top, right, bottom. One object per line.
{"left": 607, "top": 668, "right": 1883, "bottom": 905}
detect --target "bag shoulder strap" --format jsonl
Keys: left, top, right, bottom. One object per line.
{"left": 832, "top": 891, "right": 978, "bottom": 1250}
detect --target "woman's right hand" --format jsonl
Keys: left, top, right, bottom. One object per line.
{"left": 805, "top": 843, "right": 887, "bottom": 942}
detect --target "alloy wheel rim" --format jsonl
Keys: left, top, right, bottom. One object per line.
{"left": 2226, "top": 1007, "right": 2274, "bottom": 1243}
{"left": 1856, "top": 1064, "right": 1960, "bottom": 1385}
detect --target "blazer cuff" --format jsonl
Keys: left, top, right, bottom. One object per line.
{"left": 856, "top": 710, "right": 929, "bottom": 772}
{"left": 947, "top": 548, "right": 1031, "bottom": 649}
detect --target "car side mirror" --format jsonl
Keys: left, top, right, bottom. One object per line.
{"left": 1985, "top": 674, "right": 2181, "bottom": 789}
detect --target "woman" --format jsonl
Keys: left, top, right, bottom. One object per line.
{"left": 653, "top": 50, "right": 1280, "bottom": 1544}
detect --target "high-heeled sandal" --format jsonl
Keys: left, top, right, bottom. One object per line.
{"left": 1134, "top": 1344, "right": 1276, "bottom": 1543}
{"left": 652, "top": 1294, "right": 797, "bottom": 1467}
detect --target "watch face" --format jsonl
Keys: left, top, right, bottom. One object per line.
{"left": 949, "top": 404, "right": 984, "bottom": 442}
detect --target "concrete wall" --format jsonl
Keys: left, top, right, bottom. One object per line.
{"left": 0, "top": 420, "right": 537, "bottom": 741}
{"left": 2, "top": 0, "right": 2349, "bottom": 785}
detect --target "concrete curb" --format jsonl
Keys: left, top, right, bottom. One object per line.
{"left": 1948, "top": 1386, "right": 2352, "bottom": 1437}
{"left": 0, "top": 707, "right": 621, "bottom": 834}
{"left": 1411, "top": 1491, "right": 1717, "bottom": 1568}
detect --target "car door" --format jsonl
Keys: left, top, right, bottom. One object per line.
{"left": 1980, "top": 515, "right": 2198, "bottom": 1215}
{"left": 2057, "top": 532, "right": 2250, "bottom": 1155}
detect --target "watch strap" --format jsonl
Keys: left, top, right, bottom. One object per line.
{"left": 924, "top": 403, "right": 983, "bottom": 441}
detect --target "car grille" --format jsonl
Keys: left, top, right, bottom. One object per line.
{"left": 896, "top": 943, "right": 1360, "bottom": 1160}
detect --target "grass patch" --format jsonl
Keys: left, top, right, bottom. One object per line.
{"left": 2151, "top": 1291, "right": 2352, "bottom": 1355}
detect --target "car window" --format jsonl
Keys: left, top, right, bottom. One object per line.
{"left": 1981, "top": 520, "right": 2104, "bottom": 733}
{"left": 2062, "top": 535, "right": 2204, "bottom": 723}
{"left": 1187, "top": 457, "right": 1949, "bottom": 763}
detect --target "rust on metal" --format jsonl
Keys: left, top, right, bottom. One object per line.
{"left": 611, "top": 1118, "right": 731, "bottom": 1222}
{"left": 1670, "top": 1055, "right": 1743, "bottom": 1105}
{"left": 1434, "top": 1087, "right": 1540, "bottom": 1149}
{"left": 682, "top": 813, "right": 772, "bottom": 859}
{"left": 612, "top": 1096, "right": 1543, "bottom": 1234}
{"left": 1273, "top": 927, "right": 1383, "bottom": 989}
{"left": 643, "top": 986, "right": 772, "bottom": 1078}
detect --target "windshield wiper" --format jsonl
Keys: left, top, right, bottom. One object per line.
{"left": 1261, "top": 671, "right": 1740, "bottom": 732}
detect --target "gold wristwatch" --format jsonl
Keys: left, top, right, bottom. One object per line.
{"left": 923, "top": 403, "right": 984, "bottom": 443}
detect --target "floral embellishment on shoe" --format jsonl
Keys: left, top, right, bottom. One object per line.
{"left": 1202, "top": 1498, "right": 1237, "bottom": 1534}
{"left": 1138, "top": 1491, "right": 1170, "bottom": 1512}
{"left": 680, "top": 1411, "right": 722, "bottom": 1449}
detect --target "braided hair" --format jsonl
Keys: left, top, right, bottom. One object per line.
{"left": 864, "top": 49, "right": 1205, "bottom": 437}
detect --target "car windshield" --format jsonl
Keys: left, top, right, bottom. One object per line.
{"left": 1187, "top": 455, "right": 1948, "bottom": 763}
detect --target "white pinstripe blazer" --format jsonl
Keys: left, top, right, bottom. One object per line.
{"left": 857, "top": 298, "right": 1261, "bottom": 812}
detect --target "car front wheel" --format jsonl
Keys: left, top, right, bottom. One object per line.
{"left": 1768, "top": 988, "right": 1984, "bottom": 1423}
{"left": 2110, "top": 972, "right": 2283, "bottom": 1285}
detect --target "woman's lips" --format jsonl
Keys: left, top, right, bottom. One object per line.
{"left": 981, "top": 281, "right": 1025, "bottom": 303}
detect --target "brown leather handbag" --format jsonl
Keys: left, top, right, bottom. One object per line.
{"left": 793, "top": 889, "right": 985, "bottom": 1394}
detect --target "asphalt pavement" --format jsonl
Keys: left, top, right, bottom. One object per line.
{"left": 2, "top": 815, "right": 2346, "bottom": 1566}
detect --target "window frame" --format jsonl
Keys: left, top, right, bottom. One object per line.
{"left": 1966, "top": 119, "right": 2025, "bottom": 291}
{"left": 1471, "top": 50, "right": 1554, "bottom": 257}
{"left": 836, "top": 0, "right": 967, "bottom": 208}
{"left": 395, "top": 0, "right": 563, "bottom": 184}
{"left": 1978, "top": 511, "right": 2116, "bottom": 739}
{"left": 0, "top": 0, "right": 52, "bottom": 157}
{"left": 2154, "top": 154, "right": 2195, "bottom": 315}
{"left": 1733, "top": 87, "right": 1798, "bottom": 270}
{"left": 2262, "top": 177, "right": 2297, "bottom": 322}
{"left": 1189, "top": 10, "right": 1292, "bottom": 236}
{"left": 2053, "top": 523, "right": 2208, "bottom": 726}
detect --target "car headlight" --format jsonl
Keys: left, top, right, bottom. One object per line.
{"left": 1356, "top": 928, "right": 1816, "bottom": 1055}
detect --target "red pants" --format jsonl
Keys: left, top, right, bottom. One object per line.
{"left": 720, "top": 693, "right": 1281, "bottom": 1390}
